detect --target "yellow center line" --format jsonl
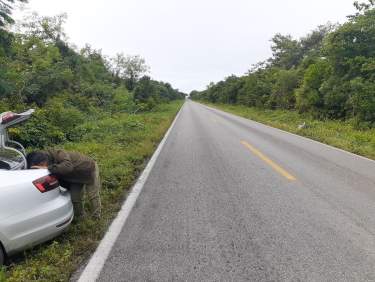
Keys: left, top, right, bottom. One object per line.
{"left": 240, "top": 140, "right": 297, "bottom": 181}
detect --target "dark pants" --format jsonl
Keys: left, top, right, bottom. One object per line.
{"left": 61, "top": 163, "right": 102, "bottom": 218}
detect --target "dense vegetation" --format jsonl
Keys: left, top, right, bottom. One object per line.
{"left": 0, "top": 12, "right": 184, "bottom": 149}
{"left": 191, "top": 1, "right": 375, "bottom": 128}
{"left": 0, "top": 6, "right": 184, "bottom": 150}
{"left": 0, "top": 1, "right": 185, "bottom": 281}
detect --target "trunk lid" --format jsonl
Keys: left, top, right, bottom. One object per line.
{"left": 0, "top": 169, "right": 62, "bottom": 221}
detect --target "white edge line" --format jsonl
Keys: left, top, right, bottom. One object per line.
{"left": 197, "top": 101, "right": 375, "bottom": 164}
{"left": 77, "top": 103, "right": 185, "bottom": 282}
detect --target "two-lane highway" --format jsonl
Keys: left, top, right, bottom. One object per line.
{"left": 82, "top": 101, "right": 375, "bottom": 281}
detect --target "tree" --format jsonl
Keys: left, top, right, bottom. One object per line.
{"left": 300, "top": 24, "right": 336, "bottom": 59}
{"left": 20, "top": 13, "right": 67, "bottom": 43}
{"left": 0, "top": 27, "right": 13, "bottom": 56}
{"left": 0, "top": 0, "right": 27, "bottom": 28}
{"left": 295, "top": 59, "right": 331, "bottom": 114}
{"left": 237, "top": 67, "right": 273, "bottom": 107}
{"left": 270, "top": 34, "right": 303, "bottom": 69}
{"left": 320, "top": 5, "right": 375, "bottom": 120}
{"left": 353, "top": 0, "right": 375, "bottom": 16}
{"left": 110, "top": 53, "right": 149, "bottom": 90}
{"left": 80, "top": 45, "right": 113, "bottom": 84}
{"left": 350, "top": 77, "right": 375, "bottom": 124}
{"left": 269, "top": 69, "right": 300, "bottom": 109}
{"left": 133, "top": 76, "right": 157, "bottom": 110}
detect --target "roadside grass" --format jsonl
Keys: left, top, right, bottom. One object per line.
{"left": 200, "top": 102, "right": 375, "bottom": 160}
{"left": 0, "top": 268, "right": 5, "bottom": 282}
{"left": 2, "top": 101, "right": 183, "bottom": 282}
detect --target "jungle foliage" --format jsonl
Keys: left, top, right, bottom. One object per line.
{"left": 0, "top": 12, "right": 185, "bottom": 148}
{"left": 191, "top": 1, "right": 375, "bottom": 127}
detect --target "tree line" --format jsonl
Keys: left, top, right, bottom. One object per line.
{"left": 191, "top": 1, "right": 375, "bottom": 127}
{"left": 0, "top": 1, "right": 185, "bottom": 147}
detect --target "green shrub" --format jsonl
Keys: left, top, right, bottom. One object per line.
{"left": 110, "top": 87, "right": 137, "bottom": 113}
{"left": 350, "top": 78, "right": 375, "bottom": 126}
{"left": 11, "top": 109, "right": 66, "bottom": 148}
{"left": 44, "top": 96, "right": 86, "bottom": 141}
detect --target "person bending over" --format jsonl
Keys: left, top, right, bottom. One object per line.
{"left": 27, "top": 149, "right": 102, "bottom": 219}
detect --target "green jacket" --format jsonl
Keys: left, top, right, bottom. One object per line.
{"left": 45, "top": 149, "right": 96, "bottom": 184}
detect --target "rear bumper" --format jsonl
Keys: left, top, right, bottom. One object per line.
{"left": 2, "top": 192, "right": 74, "bottom": 255}
{"left": 56, "top": 213, "right": 73, "bottom": 228}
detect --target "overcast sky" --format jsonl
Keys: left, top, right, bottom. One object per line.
{"left": 16, "top": 0, "right": 356, "bottom": 93}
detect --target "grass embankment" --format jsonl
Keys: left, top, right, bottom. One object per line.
{"left": 201, "top": 102, "right": 375, "bottom": 160}
{"left": 1, "top": 101, "right": 183, "bottom": 282}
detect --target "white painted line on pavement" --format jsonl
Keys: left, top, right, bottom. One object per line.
{"left": 78, "top": 103, "right": 185, "bottom": 282}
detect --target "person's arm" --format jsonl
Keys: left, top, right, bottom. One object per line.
{"left": 48, "top": 150, "right": 74, "bottom": 176}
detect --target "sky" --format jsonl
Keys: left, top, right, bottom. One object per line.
{"left": 15, "top": 0, "right": 356, "bottom": 93}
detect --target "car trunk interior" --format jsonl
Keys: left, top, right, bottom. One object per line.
{"left": 0, "top": 150, "right": 25, "bottom": 170}
{"left": 0, "top": 110, "right": 35, "bottom": 171}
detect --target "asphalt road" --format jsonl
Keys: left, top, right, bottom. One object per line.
{"left": 97, "top": 101, "right": 375, "bottom": 281}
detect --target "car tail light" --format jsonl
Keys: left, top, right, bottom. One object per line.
{"left": 1, "top": 112, "right": 18, "bottom": 124}
{"left": 33, "top": 175, "right": 60, "bottom": 193}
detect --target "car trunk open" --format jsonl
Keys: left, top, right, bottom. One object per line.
{"left": 0, "top": 109, "right": 34, "bottom": 170}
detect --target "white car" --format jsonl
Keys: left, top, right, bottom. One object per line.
{"left": 0, "top": 110, "right": 73, "bottom": 265}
